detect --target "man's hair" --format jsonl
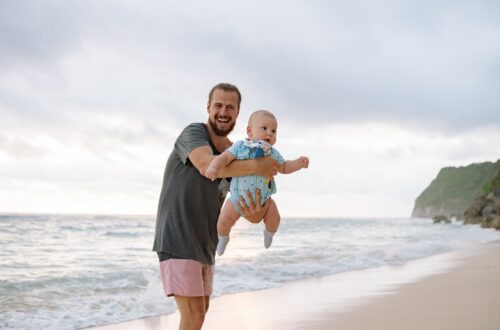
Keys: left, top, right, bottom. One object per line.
{"left": 208, "top": 83, "right": 242, "bottom": 108}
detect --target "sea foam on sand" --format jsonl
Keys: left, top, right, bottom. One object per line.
{"left": 89, "top": 241, "right": 500, "bottom": 330}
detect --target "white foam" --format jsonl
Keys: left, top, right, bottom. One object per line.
{"left": 1, "top": 215, "right": 499, "bottom": 329}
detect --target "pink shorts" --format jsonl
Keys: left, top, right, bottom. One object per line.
{"left": 159, "top": 259, "right": 214, "bottom": 297}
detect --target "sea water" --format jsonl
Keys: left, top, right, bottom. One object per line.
{"left": 0, "top": 214, "right": 499, "bottom": 329}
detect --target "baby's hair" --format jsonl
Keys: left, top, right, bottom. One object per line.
{"left": 248, "top": 110, "right": 277, "bottom": 125}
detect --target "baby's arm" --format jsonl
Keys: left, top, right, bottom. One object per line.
{"left": 204, "top": 150, "right": 236, "bottom": 181}
{"left": 279, "top": 156, "right": 309, "bottom": 174}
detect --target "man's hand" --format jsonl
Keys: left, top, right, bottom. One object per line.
{"left": 254, "top": 156, "right": 280, "bottom": 177}
{"left": 238, "top": 189, "right": 266, "bottom": 223}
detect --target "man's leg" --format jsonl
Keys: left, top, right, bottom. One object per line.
{"left": 204, "top": 295, "right": 210, "bottom": 313}
{"left": 159, "top": 260, "right": 214, "bottom": 329}
{"left": 174, "top": 295, "right": 209, "bottom": 330}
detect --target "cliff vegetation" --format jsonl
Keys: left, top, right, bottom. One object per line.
{"left": 412, "top": 160, "right": 500, "bottom": 230}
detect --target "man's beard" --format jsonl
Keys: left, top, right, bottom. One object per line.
{"left": 208, "top": 117, "right": 236, "bottom": 137}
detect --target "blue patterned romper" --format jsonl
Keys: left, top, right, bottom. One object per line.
{"left": 227, "top": 139, "right": 285, "bottom": 215}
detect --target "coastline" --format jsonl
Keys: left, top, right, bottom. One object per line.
{"left": 88, "top": 241, "right": 500, "bottom": 330}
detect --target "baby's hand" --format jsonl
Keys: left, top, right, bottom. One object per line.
{"left": 204, "top": 166, "right": 219, "bottom": 181}
{"left": 298, "top": 156, "right": 309, "bottom": 169}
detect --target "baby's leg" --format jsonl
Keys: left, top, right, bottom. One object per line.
{"left": 217, "top": 200, "right": 240, "bottom": 235}
{"left": 216, "top": 200, "right": 240, "bottom": 256}
{"left": 263, "top": 198, "right": 280, "bottom": 232}
{"left": 262, "top": 198, "right": 280, "bottom": 249}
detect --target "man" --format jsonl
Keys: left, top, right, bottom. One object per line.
{"left": 153, "top": 83, "right": 279, "bottom": 330}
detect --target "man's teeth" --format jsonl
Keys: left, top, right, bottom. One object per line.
{"left": 217, "top": 118, "right": 229, "bottom": 123}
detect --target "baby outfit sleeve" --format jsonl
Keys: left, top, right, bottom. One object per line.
{"left": 227, "top": 140, "right": 245, "bottom": 158}
{"left": 270, "top": 148, "right": 285, "bottom": 164}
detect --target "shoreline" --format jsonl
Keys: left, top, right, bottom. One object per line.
{"left": 318, "top": 240, "right": 500, "bottom": 330}
{"left": 88, "top": 241, "right": 500, "bottom": 330}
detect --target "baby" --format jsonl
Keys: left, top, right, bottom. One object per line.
{"left": 204, "top": 110, "right": 309, "bottom": 255}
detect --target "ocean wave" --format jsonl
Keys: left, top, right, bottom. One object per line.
{"left": 101, "top": 231, "right": 141, "bottom": 238}
{"left": 1, "top": 215, "right": 499, "bottom": 329}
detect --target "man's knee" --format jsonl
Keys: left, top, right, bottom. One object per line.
{"left": 175, "top": 296, "right": 207, "bottom": 328}
{"left": 179, "top": 305, "right": 206, "bottom": 329}
{"left": 190, "top": 309, "right": 206, "bottom": 326}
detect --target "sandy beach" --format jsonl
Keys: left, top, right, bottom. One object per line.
{"left": 89, "top": 241, "right": 500, "bottom": 330}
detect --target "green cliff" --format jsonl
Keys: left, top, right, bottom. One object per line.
{"left": 412, "top": 159, "right": 500, "bottom": 218}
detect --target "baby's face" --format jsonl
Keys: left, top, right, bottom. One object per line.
{"left": 248, "top": 114, "right": 277, "bottom": 145}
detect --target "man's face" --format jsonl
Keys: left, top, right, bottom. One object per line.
{"left": 207, "top": 89, "right": 240, "bottom": 136}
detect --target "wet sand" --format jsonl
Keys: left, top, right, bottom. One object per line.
{"left": 89, "top": 241, "right": 500, "bottom": 330}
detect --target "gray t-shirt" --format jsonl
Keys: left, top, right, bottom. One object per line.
{"left": 152, "top": 123, "right": 230, "bottom": 265}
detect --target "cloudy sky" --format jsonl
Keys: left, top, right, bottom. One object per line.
{"left": 1, "top": 0, "right": 499, "bottom": 217}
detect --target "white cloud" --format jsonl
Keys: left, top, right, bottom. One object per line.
{"left": 1, "top": 0, "right": 499, "bottom": 216}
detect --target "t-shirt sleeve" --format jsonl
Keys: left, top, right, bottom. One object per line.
{"left": 175, "top": 123, "right": 210, "bottom": 164}
{"left": 270, "top": 148, "right": 285, "bottom": 164}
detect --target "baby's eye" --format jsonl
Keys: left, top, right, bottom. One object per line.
{"left": 272, "top": 129, "right": 276, "bottom": 133}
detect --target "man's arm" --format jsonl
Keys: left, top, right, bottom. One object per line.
{"left": 189, "top": 146, "right": 280, "bottom": 178}
{"left": 188, "top": 145, "right": 216, "bottom": 175}
{"left": 204, "top": 150, "right": 236, "bottom": 181}
{"left": 220, "top": 155, "right": 280, "bottom": 178}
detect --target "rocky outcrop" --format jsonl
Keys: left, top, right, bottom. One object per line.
{"left": 464, "top": 190, "right": 500, "bottom": 230}
{"left": 432, "top": 214, "right": 451, "bottom": 223}
{"left": 412, "top": 160, "right": 500, "bottom": 219}
{"left": 412, "top": 159, "right": 500, "bottom": 230}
